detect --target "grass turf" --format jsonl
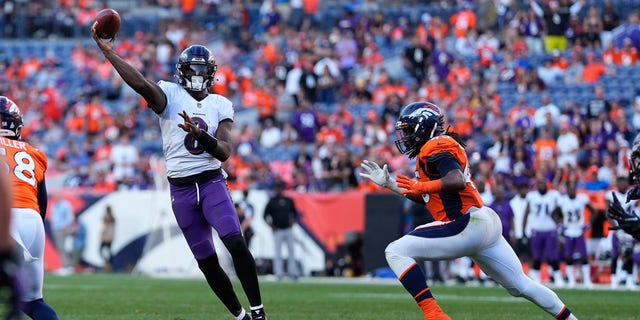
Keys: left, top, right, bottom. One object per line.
{"left": 44, "top": 273, "right": 640, "bottom": 320}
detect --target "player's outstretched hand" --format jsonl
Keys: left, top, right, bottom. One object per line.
{"left": 177, "top": 110, "right": 202, "bottom": 138}
{"left": 607, "top": 192, "right": 640, "bottom": 240}
{"left": 0, "top": 250, "right": 22, "bottom": 320}
{"left": 359, "top": 160, "right": 391, "bottom": 188}
{"left": 627, "top": 186, "right": 640, "bottom": 203}
{"left": 90, "top": 22, "right": 115, "bottom": 52}
{"left": 396, "top": 174, "right": 423, "bottom": 195}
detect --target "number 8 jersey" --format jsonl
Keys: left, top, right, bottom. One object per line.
{"left": 0, "top": 136, "right": 47, "bottom": 213}
{"left": 157, "top": 81, "right": 234, "bottom": 178}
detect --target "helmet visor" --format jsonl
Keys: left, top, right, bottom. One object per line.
{"left": 180, "top": 63, "right": 209, "bottom": 76}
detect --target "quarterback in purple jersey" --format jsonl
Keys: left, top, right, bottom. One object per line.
{"left": 91, "top": 26, "right": 266, "bottom": 320}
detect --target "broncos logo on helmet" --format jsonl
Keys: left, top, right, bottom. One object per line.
{"left": 0, "top": 96, "right": 23, "bottom": 140}
{"left": 176, "top": 45, "right": 218, "bottom": 92}
{"left": 394, "top": 101, "right": 445, "bottom": 159}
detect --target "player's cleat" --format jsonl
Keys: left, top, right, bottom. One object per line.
{"left": 418, "top": 298, "right": 451, "bottom": 320}
{"left": 251, "top": 308, "right": 267, "bottom": 320}
{"left": 241, "top": 314, "right": 251, "bottom": 320}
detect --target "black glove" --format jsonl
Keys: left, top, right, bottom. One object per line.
{"left": 0, "top": 249, "right": 22, "bottom": 319}
{"left": 608, "top": 192, "right": 640, "bottom": 241}
{"left": 627, "top": 186, "right": 640, "bottom": 203}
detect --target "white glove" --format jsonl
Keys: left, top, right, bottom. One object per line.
{"left": 359, "top": 160, "right": 402, "bottom": 194}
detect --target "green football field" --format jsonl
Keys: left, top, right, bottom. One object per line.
{"left": 43, "top": 273, "right": 639, "bottom": 320}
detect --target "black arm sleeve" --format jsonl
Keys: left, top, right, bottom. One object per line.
{"left": 426, "top": 152, "right": 462, "bottom": 176}
{"left": 37, "top": 178, "right": 48, "bottom": 221}
{"left": 195, "top": 131, "right": 219, "bottom": 156}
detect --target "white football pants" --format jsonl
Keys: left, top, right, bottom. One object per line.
{"left": 10, "top": 208, "right": 45, "bottom": 301}
{"left": 385, "top": 206, "right": 568, "bottom": 317}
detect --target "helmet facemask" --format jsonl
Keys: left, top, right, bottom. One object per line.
{"left": 176, "top": 45, "right": 218, "bottom": 92}
{"left": 178, "top": 62, "right": 217, "bottom": 92}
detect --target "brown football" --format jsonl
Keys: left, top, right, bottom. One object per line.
{"left": 94, "top": 8, "right": 121, "bottom": 39}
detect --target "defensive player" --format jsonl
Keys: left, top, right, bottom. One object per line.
{"left": 91, "top": 27, "right": 266, "bottom": 320}
{"left": 554, "top": 181, "right": 595, "bottom": 289}
{"left": 360, "top": 101, "right": 577, "bottom": 320}
{"left": 523, "top": 176, "right": 565, "bottom": 287}
{"left": 0, "top": 96, "right": 59, "bottom": 319}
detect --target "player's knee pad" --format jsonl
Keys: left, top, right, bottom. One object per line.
{"left": 222, "top": 234, "right": 247, "bottom": 256}
{"left": 549, "top": 261, "right": 560, "bottom": 270}
{"left": 580, "top": 258, "right": 589, "bottom": 265}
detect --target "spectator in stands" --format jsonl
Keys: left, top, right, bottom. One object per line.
{"left": 585, "top": 85, "right": 611, "bottom": 119}
{"left": 580, "top": 165, "right": 610, "bottom": 191}
{"left": 620, "top": 37, "right": 638, "bottom": 66}
{"left": 402, "top": 34, "right": 430, "bottom": 84}
{"left": 613, "top": 11, "right": 640, "bottom": 51}
{"left": 584, "top": 6, "right": 604, "bottom": 49}
{"left": 600, "top": 0, "right": 621, "bottom": 48}
{"left": 582, "top": 52, "right": 610, "bottom": 84}
{"left": 521, "top": 7, "right": 545, "bottom": 55}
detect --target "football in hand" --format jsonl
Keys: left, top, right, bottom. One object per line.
{"left": 94, "top": 8, "right": 121, "bottom": 39}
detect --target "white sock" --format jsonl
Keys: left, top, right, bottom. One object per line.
{"left": 566, "top": 265, "right": 575, "bottom": 284}
{"left": 553, "top": 270, "right": 565, "bottom": 285}
{"left": 529, "top": 269, "right": 540, "bottom": 282}
{"left": 581, "top": 264, "right": 591, "bottom": 284}
{"left": 235, "top": 309, "right": 247, "bottom": 320}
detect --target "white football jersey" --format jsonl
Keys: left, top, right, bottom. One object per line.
{"left": 526, "top": 189, "right": 561, "bottom": 232}
{"left": 157, "top": 81, "right": 234, "bottom": 178}
{"left": 558, "top": 193, "right": 589, "bottom": 238}
{"left": 509, "top": 194, "right": 532, "bottom": 238}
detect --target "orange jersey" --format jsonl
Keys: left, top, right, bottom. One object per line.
{"left": 415, "top": 135, "right": 483, "bottom": 222}
{"left": 0, "top": 137, "right": 48, "bottom": 212}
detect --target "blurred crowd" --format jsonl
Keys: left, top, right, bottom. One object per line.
{"left": 1, "top": 0, "right": 640, "bottom": 205}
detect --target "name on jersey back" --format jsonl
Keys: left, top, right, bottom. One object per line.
{"left": 0, "top": 137, "right": 27, "bottom": 150}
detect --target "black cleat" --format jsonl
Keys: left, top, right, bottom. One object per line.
{"left": 251, "top": 308, "right": 267, "bottom": 320}
{"left": 241, "top": 314, "right": 251, "bottom": 320}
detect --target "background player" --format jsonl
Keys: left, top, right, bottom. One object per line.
{"left": 606, "top": 175, "right": 638, "bottom": 289}
{"left": 554, "top": 180, "right": 595, "bottom": 289}
{"left": 360, "top": 101, "right": 577, "bottom": 320}
{"left": 0, "top": 96, "right": 59, "bottom": 319}
{"left": 523, "top": 175, "right": 565, "bottom": 287}
{"left": 608, "top": 134, "right": 640, "bottom": 241}
{"left": 90, "top": 25, "right": 266, "bottom": 320}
